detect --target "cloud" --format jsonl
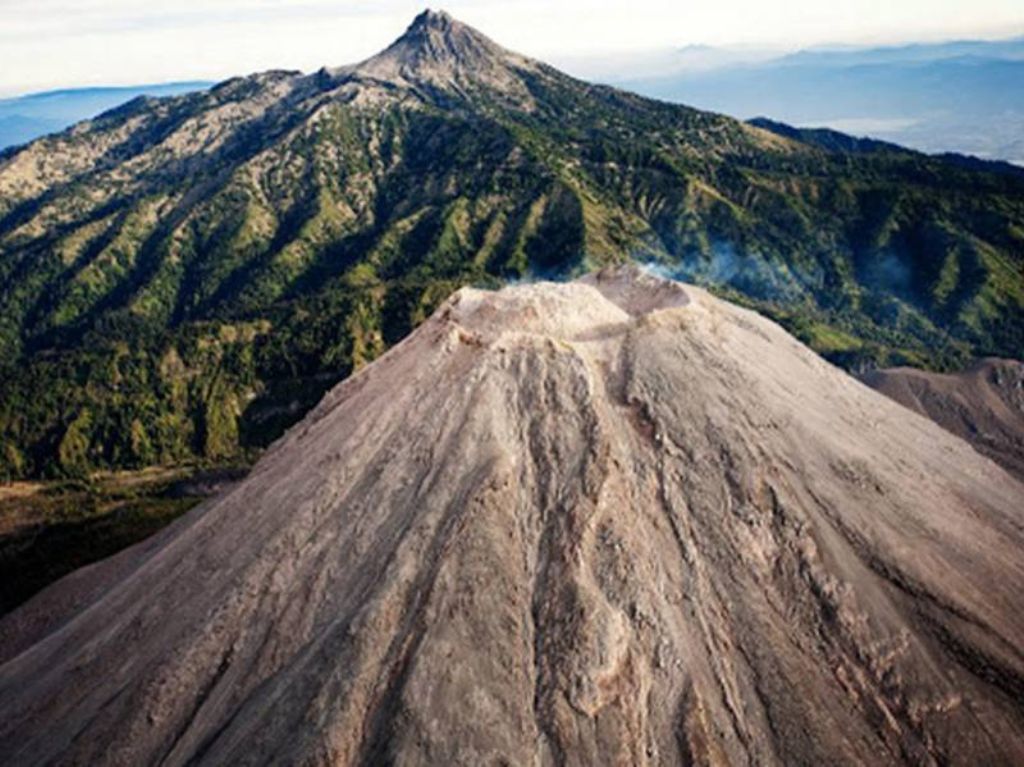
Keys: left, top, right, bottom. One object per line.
{"left": 1, "top": 0, "right": 1022, "bottom": 94}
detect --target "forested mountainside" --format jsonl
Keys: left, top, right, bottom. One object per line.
{"left": 1, "top": 10, "right": 1022, "bottom": 478}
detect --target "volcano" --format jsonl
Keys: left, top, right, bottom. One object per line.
{"left": 1, "top": 267, "right": 1022, "bottom": 765}
{"left": 1, "top": 10, "right": 1023, "bottom": 481}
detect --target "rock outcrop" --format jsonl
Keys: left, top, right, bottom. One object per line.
{"left": 1, "top": 267, "right": 1023, "bottom": 765}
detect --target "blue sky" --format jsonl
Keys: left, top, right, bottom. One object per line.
{"left": 3, "top": 0, "right": 1023, "bottom": 95}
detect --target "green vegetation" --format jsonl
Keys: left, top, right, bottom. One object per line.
{"left": 0, "top": 55, "right": 1023, "bottom": 482}
{"left": 0, "top": 467, "right": 243, "bottom": 613}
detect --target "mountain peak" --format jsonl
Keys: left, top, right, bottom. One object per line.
{"left": 383, "top": 8, "right": 506, "bottom": 69}
{"left": 342, "top": 9, "right": 539, "bottom": 104}
{"left": 407, "top": 8, "right": 456, "bottom": 31}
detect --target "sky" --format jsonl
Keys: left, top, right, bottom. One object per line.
{"left": 2, "top": 0, "right": 1023, "bottom": 96}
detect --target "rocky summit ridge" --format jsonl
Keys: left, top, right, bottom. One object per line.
{"left": 1, "top": 267, "right": 1022, "bottom": 765}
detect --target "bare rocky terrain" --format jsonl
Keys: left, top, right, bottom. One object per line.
{"left": 863, "top": 359, "right": 1024, "bottom": 483}
{"left": 1, "top": 267, "right": 1023, "bottom": 765}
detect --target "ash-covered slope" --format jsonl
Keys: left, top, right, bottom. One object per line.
{"left": 863, "top": 358, "right": 1024, "bottom": 482}
{"left": 1, "top": 268, "right": 1024, "bottom": 766}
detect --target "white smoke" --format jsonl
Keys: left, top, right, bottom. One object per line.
{"left": 637, "top": 241, "right": 821, "bottom": 302}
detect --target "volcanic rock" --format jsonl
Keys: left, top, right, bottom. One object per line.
{"left": 863, "top": 358, "right": 1024, "bottom": 483}
{"left": 1, "top": 267, "right": 1023, "bottom": 766}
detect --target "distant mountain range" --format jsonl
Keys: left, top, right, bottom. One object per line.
{"left": 608, "top": 36, "right": 1024, "bottom": 166}
{"left": 0, "top": 83, "right": 212, "bottom": 150}
{"left": 0, "top": 11, "right": 1022, "bottom": 480}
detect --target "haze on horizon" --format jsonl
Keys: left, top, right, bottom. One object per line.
{"left": 2, "top": 0, "right": 1023, "bottom": 96}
